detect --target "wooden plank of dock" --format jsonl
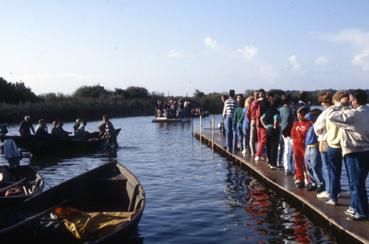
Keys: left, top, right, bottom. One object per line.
{"left": 194, "top": 129, "right": 369, "bottom": 244}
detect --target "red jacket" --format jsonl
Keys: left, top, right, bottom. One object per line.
{"left": 247, "top": 100, "right": 258, "bottom": 121}
{"left": 291, "top": 120, "right": 312, "bottom": 145}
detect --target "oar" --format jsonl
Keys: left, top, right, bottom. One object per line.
{"left": 0, "top": 199, "right": 69, "bottom": 234}
{"left": 0, "top": 178, "right": 26, "bottom": 194}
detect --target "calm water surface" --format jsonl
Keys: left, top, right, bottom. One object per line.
{"left": 1, "top": 116, "right": 337, "bottom": 243}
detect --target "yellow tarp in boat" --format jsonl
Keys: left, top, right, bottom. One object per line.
{"left": 53, "top": 207, "right": 135, "bottom": 240}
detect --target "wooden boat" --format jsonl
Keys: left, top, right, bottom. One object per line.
{"left": 0, "top": 161, "right": 145, "bottom": 243}
{"left": 6, "top": 128, "right": 121, "bottom": 156}
{"left": 152, "top": 117, "right": 191, "bottom": 123}
{"left": 0, "top": 165, "right": 44, "bottom": 208}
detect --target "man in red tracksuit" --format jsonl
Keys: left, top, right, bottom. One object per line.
{"left": 291, "top": 106, "right": 312, "bottom": 188}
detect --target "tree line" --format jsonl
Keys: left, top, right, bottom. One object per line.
{"left": 0, "top": 77, "right": 368, "bottom": 123}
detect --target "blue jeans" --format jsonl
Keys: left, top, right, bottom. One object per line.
{"left": 327, "top": 147, "right": 342, "bottom": 202}
{"left": 233, "top": 123, "right": 243, "bottom": 150}
{"left": 320, "top": 151, "right": 330, "bottom": 193}
{"left": 243, "top": 123, "right": 250, "bottom": 152}
{"left": 344, "top": 151, "right": 369, "bottom": 216}
{"left": 224, "top": 116, "right": 234, "bottom": 151}
{"left": 305, "top": 145, "right": 323, "bottom": 187}
{"left": 277, "top": 130, "right": 284, "bottom": 166}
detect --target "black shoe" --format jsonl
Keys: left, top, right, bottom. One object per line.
{"left": 295, "top": 181, "right": 305, "bottom": 188}
{"left": 316, "top": 184, "right": 325, "bottom": 193}
{"left": 307, "top": 184, "right": 317, "bottom": 191}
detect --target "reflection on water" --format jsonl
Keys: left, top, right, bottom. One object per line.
{"left": 222, "top": 161, "right": 336, "bottom": 243}
{"left": 0, "top": 116, "right": 337, "bottom": 243}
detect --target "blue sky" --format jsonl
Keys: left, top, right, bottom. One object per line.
{"left": 1, "top": 0, "right": 369, "bottom": 96}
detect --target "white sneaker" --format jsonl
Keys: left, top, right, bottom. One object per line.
{"left": 345, "top": 207, "right": 356, "bottom": 217}
{"left": 325, "top": 199, "right": 337, "bottom": 206}
{"left": 242, "top": 149, "right": 246, "bottom": 155}
{"left": 316, "top": 191, "right": 329, "bottom": 199}
{"left": 255, "top": 156, "right": 264, "bottom": 161}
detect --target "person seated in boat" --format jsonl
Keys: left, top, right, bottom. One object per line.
{"left": 183, "top": 101, "right": 191, "bottom": 118}
{"left": 51, "top": 120, "right": 58, "bottom": 135}
{"left": 172, "top": 101, "right": 178, "bottom": 118}
{"left": 73, "top": 118, "right": 81, "bottom": 135}
{"left": 98, "top": 115, "right": 116, "bottom": 141}
{"left": 19, "top": 115, "right": 35, "bottom": 137}
{"left": 35, "top": 119, "right": 48, "bottom": 136}
{"left": 0, "top": 124, "right": 8, "bottom": 136}
{"left": 51, "top": 121, "right": 71, "bottom": 137}
{"left": 2, "top": 137, "right": 22, "bottom": 168}
{"left": 155, "top": 100, "right": 163, "bottom": 118}
{"left": 177, "top": 100, "right": 184, "bottom": 118}
{"left": 75, "top": 120, "right": 89, "bottom": 137}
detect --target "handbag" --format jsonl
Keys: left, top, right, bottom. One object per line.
{"left": 319, "top": 140, "right": 329, "bottom": 152}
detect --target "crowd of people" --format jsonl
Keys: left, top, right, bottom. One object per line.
{"left": 155, "top": 99, "right": 208, "bottom": 119}
{"left": 155, "top": 99, "right": 191, "bottom": 118}
{"left": 17, "top": 115, "right": 115, "bottom": 140}
{"left": 222, "top": 88, "right": 369, "bottom": 220}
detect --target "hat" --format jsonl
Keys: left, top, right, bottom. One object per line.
{"left": 306, "top": 112, "right": 317, "bottom": 121}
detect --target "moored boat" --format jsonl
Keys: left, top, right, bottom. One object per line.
{"left": 6, "top": 128, "right": 121, "bottom": 156}
{"left": 0, "top": 165, "right": 44, "bottom": 208}
{"left": 0, "top": 161, "right": 145, "bottom": 243}
{"left": 152, "top": 117, "right": 191, "bottom": 123}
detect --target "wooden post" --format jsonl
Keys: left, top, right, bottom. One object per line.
{"left": 191, "top": 117, "right": 194, "bottom": 136}
{"left": 199, "top": 115, "right": 202, "bottom": 143}
{"left": 211, "top": 115, "right": 215, "bottom": 150}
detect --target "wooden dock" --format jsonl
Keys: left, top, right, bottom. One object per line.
{"left": 194, "top": 129, "right": 369, "bottom": 244}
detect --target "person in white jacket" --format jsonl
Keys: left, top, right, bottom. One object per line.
{"left": 314, "top": 92, "right": 333, "bottom": 199}
{"left": 327, "top": 89, "right": 369, "bottom": 220}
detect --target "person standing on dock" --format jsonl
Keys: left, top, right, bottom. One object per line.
{"left": 314, "top": 92, "right": 333, "bottom": 199}
{"left": 327, "top": 89, "right": 369, "bottom": 220}
{"left": 279, "top": 94, "right": 294, "bottom": 175}
{"left": 255, "top": 89, "right": 269, "bottom": 161}
{"left": 233, "top": 94, "right": 244, "bottom": 151}
{"left": 222, "top": 90, "right": 238, "bottom": 152}
{"left": 247, "top": 90, "right": 259, "bottom": 157}
{"left": 242, "top": 96, "right": 254, "bottom": 156}
{"left": 291, "top": 106, "right": 311, "bottom": 188}
{"left": 304, "top": 109, "right": 324, "bottom": 191}
{"left": 324, "top": 91, "right": 350, "bottom": 206}
{"left": 260, "top": 93, "right": 281, "bottom": 169}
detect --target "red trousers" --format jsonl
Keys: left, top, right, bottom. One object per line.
{"left": 256, "top": 126, "right": 266, "bottom": 157}
{"left": 293, "top": 143, "right": 306, "bottom": 182}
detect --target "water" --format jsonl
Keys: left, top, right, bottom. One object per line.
{"left": 0, "top": 116, "right": 337, "bottom": 243}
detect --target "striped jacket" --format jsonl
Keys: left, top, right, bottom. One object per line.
{"left": 222, "top": 98, "right": 238, "bottom": 118}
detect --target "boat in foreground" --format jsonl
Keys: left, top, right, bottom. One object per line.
{"left": 6, "top": 128, "right": 121, "bottom": 156}
{"left": 0, "top": 161, "right": 145, "bottom": 243}
{"left": 0, "top": 165, "right": 44, "bottom": 208}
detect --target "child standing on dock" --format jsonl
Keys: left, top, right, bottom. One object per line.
{"left": 291, "top": 107, "right": 311, "bottom": 188}
{"left": 305, "top": 109, "right": 324, "bottom": 191}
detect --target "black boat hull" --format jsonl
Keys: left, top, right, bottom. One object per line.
{"left": 6, "top": 129, "right": 121, "bottom": 156}
{"left": 0, "top": 165, "right": 44, "bottom": 208}
{"left": 0, "top": 161, "right": 145, "bottom": 243}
